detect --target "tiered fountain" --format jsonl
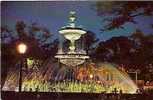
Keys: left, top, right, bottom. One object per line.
{"left": 55, "top": 11, "right": 89, "bottom": 67}
{"left": 2, "top": 11, "right": 138, "bottom": 94}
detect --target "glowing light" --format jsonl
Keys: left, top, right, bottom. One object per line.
{"left": 3, "top": 86, "right": 9, "bottom": 91}
{"left": 27, "top": 58, "right": 34, "bottom": 66}
{"left": 89, "top": 74, "right": 93, "bottom": 79}
{"left": 17, "top": 43, "right": 27, "bottom": 54}
{"left": 15, "top": 87, "right": 19, "bottom": 92}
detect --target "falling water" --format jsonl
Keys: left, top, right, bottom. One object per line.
{"left": 95, "top": 62, "right": 138, "bottom": 93}
{"left": 2, "top": 59, "right": 138, "bottom": 94}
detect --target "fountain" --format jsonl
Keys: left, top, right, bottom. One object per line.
{"left": 2, "top": 11, "right": 138, "bottom": 94}
{"left": 55, "top": 11, "right": 89, "bottom": 67}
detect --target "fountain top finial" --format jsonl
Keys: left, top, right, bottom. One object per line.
{"left": 68, "top": 11, "right": 76, "bottom": 27}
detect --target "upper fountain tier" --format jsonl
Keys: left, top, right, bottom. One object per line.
{"left": 59, "top": 11, "right": 86, "bottom": 52}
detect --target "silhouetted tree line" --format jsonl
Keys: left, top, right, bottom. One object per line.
{"left": 94, "top": 1, "right": 153, "bottom": 31}
{"left": 93, "top": 30, "right": 153, "bottom": 81}
{"left": 1, "top": 21, "right": 59, "bottom": 86}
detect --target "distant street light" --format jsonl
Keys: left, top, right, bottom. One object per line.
{"left": 17, "top": 43, "right": 27, "bottom": 92}
{"left": 89, "top": 74, "right": 93, "bottom": 79}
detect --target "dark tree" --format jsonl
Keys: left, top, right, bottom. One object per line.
{"left": 94, "top": 1, "right": 153, "bottom": 31}
{"left": 94, "top": 36, "right": 135, "bottom": 65}
{"left": 15, "top": 21, "right": 58, "bottom": 59}
{"left": 130, "top": 30, "right": 153, "bottom": 66}
{"left": 1, "top": 21, "right": 58, "bottom": 86}
{"left": 1, "top": 26, "right": 18, "bottom": 87}
{"left": 94, "top": 29, "right": 153, "bottom": 81}
{"left": 78, "top": 31, "right": 99, "bottom": 55}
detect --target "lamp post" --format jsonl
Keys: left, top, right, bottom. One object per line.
{"left": 17, "top": 43, "right": 27, "bottom": 92}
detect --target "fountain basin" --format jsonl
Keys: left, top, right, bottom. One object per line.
{"left": 59, "top": 28, "right": 86, "bottom": 41}
{"left": 55, "top": 53, "right": 89, "bottom": 67}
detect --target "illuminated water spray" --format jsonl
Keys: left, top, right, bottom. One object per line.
{"left": 84, "top": 62, "right": 138, "bottom": 94}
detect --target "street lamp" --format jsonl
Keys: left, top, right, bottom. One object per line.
{"left": 17, "top": 43, "right": 27, "bottom": 54}
{"left": 17, "top": 43, "right": 27, "bottom": 92}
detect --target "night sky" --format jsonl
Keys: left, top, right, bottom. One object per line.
{"left": 1, "top": 1, "right": 153, "bottom": 42}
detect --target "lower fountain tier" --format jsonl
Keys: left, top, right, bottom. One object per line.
{"left": 55, "top": 53, "right": 89, "bottom": 67}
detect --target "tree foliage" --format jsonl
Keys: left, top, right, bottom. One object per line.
{"left": 78, "top": 31, "right": 99, "bottom": 55}
{"left": 92, "top": 30, "right": 153, "bottom": 80}
{"left": 1, "top": 21, "right": 58, "bottom": 86}
{"left": 94, "top": 31, "right": 153, "bottom": 66}
{"left": 94, "top": 1, "right": 153, "bottom": 31}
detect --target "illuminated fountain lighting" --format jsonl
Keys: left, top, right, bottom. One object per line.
{"left": 77, "top": 62, "right": 138, "bottom": 94}
{"left": 55, "top": 11, "right": 89, "bottom": 67}
{"left": 2, "top": 61, "right": 138, "bottom": 93}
